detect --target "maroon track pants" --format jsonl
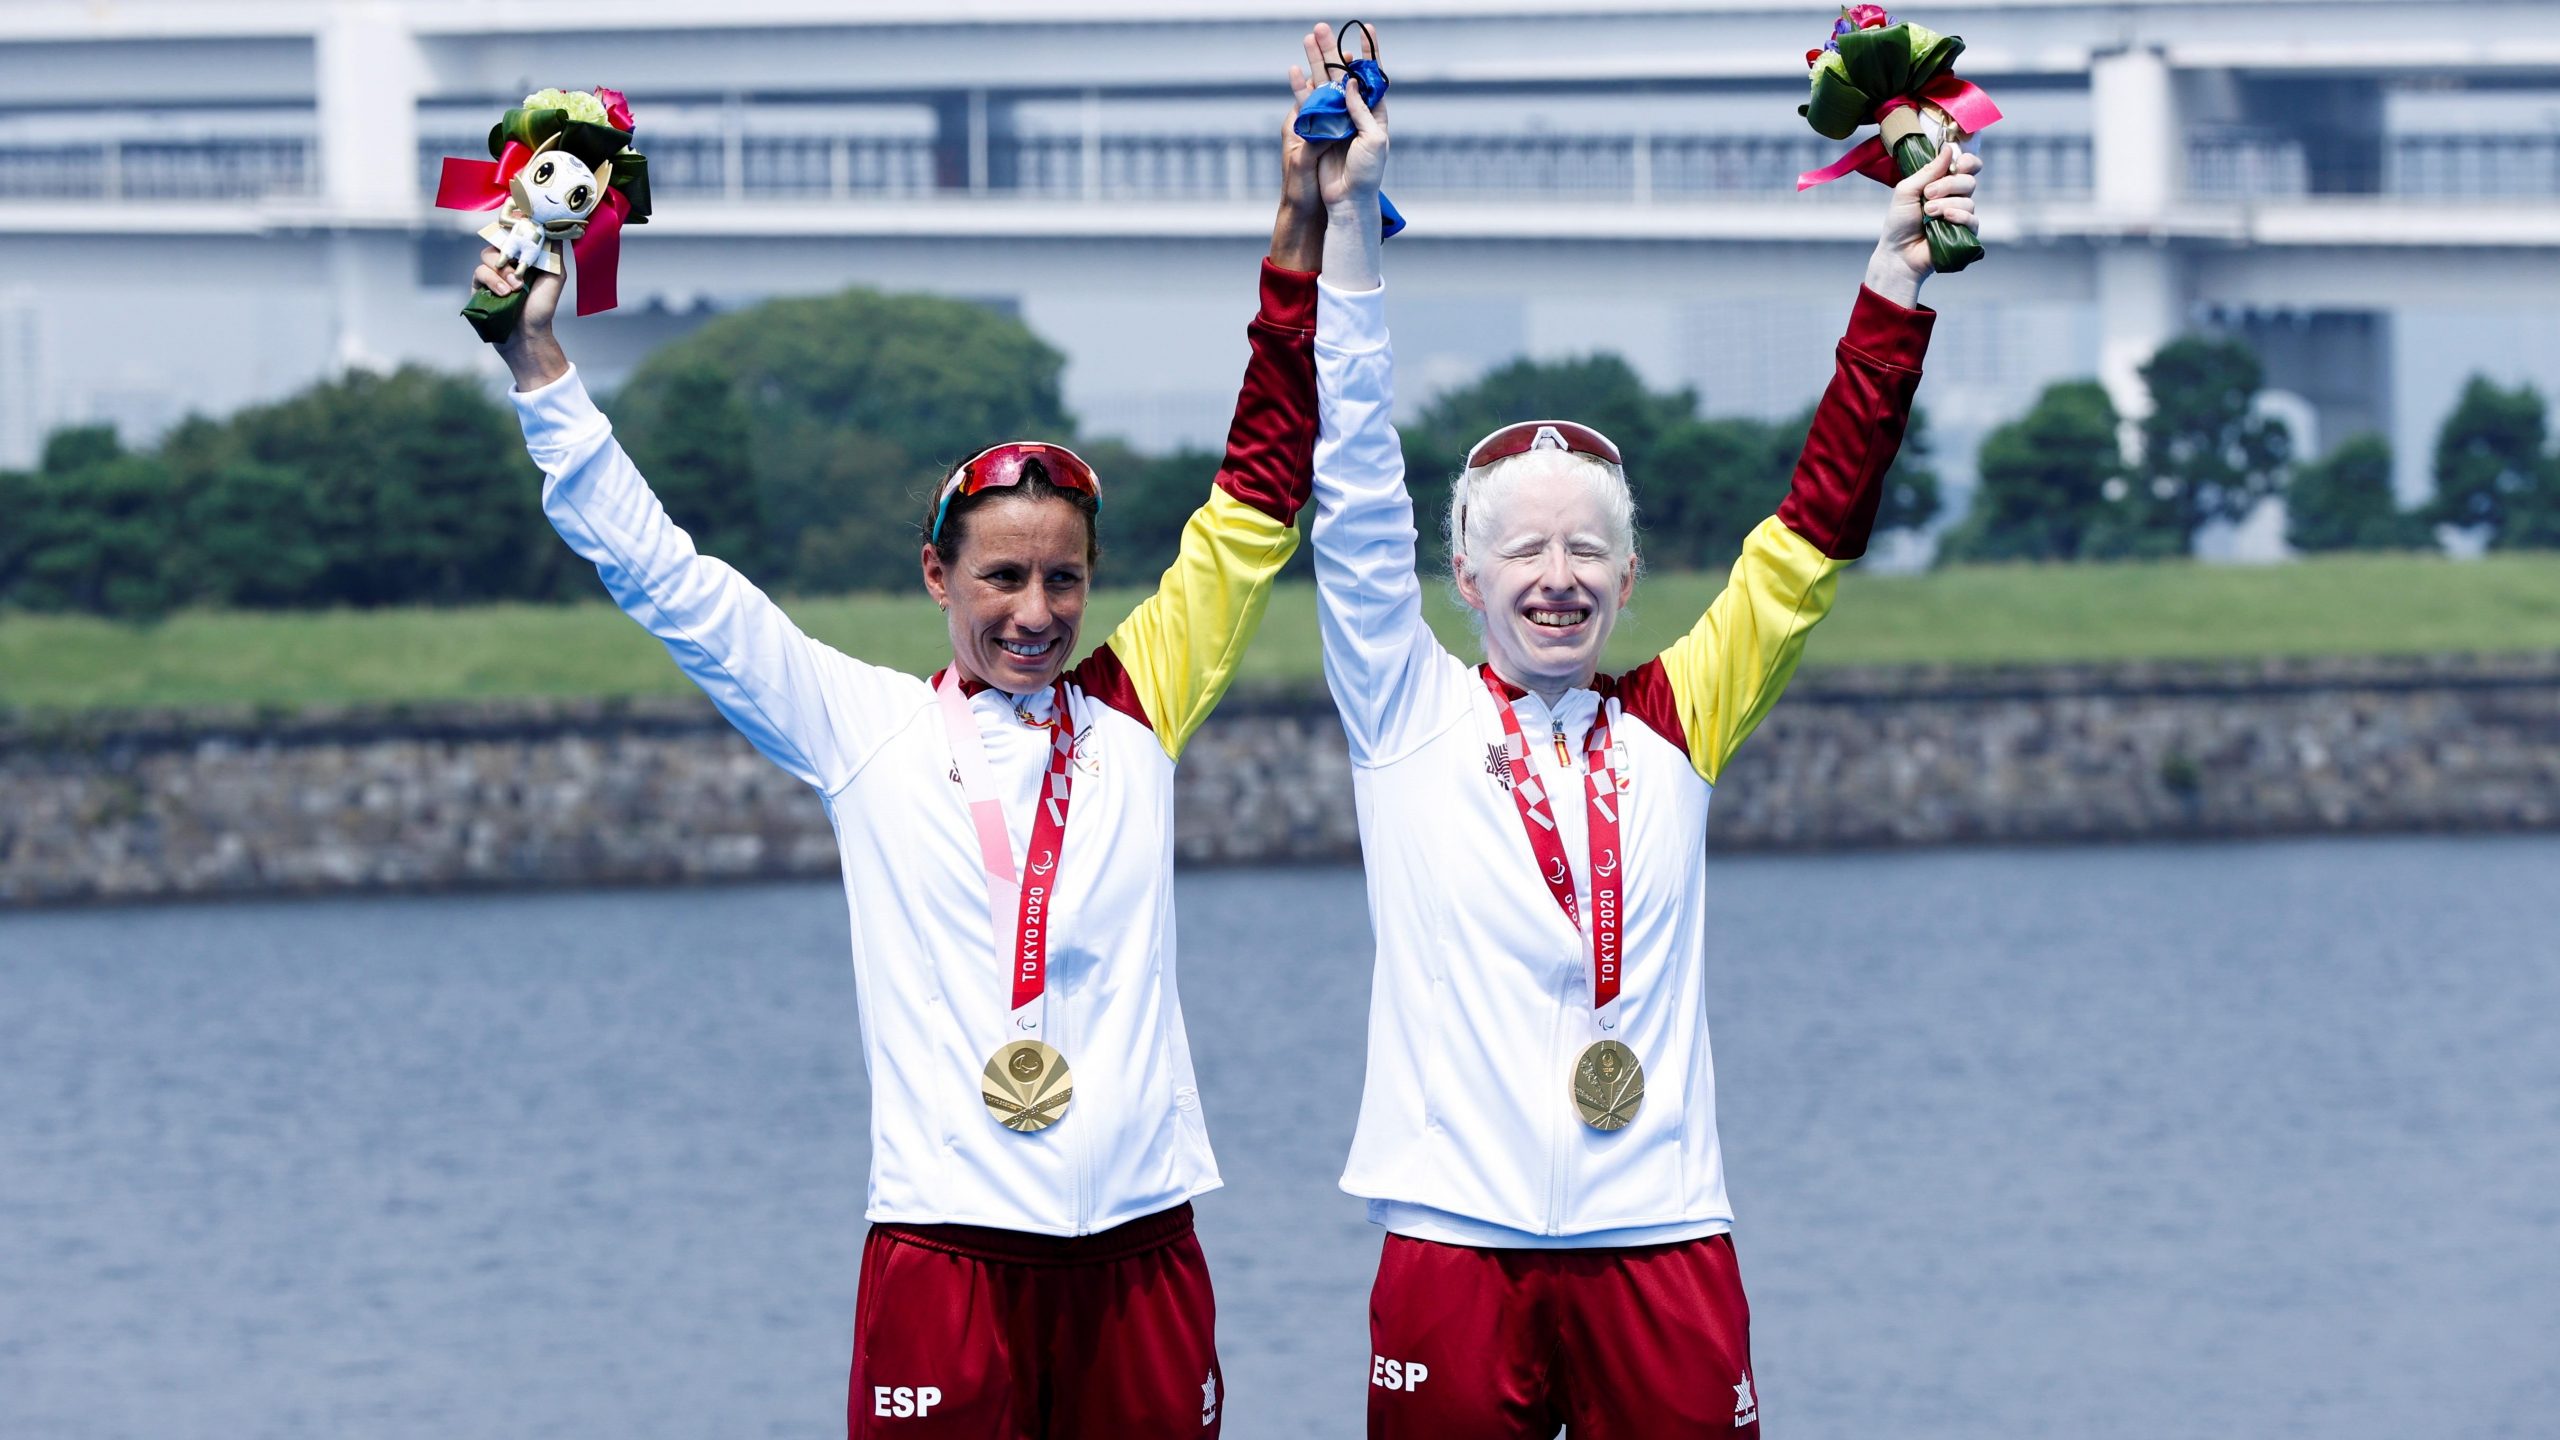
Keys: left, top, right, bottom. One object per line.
{"left": 1366, "top": 1231, "right": 1760, "bottom": 1439}
{"left": 846, "top": 1203, "right": 1223, "bottom": 1439}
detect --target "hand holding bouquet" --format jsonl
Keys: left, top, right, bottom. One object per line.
{"left": 1797, "top": 6, "right": 2001, "bottom": 274}
{"left": 435, "top": 87, "right": 654, "bottom": 342}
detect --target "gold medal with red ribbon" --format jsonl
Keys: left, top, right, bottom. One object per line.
{"left": 939, "top": 670, "right": 1080, "bottom": 1134}
{"left": 1482, "top": 668, "right": 1644, "bottom": 1131}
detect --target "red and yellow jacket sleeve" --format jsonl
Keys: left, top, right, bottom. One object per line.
{"left": 1609, "top": 285, "right": 1933, "bottom": 783}
{"left": 1071, "top": 260, "right": 1319, "bottom": 759}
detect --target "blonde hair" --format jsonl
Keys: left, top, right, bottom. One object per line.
{"left": 1445, "top": 449, "right": 1641, "bottom": 585}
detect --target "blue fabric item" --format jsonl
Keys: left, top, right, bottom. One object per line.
{"left": 1292, "top": 58, "right": 1388, "bottom": 142}
{"left": 1293, "top": 82, "right": 1354, "bottom": 143}
{"left": 1294, "top": 58, "right": 1403, "bottom": 239}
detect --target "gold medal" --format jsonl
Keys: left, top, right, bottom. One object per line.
{"left": 982, "top": 1039, "right": 1073, "bottom": 1132}
{"left": 1573, "top": 1040, "right": 1644, "bottom": 1131}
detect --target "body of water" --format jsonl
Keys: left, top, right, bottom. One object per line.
{"left": 3, "top": 836, "right": 2556, "bottom": 1438}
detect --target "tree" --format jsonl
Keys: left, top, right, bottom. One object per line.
{"left": 2134, "top": 335, "right": 2292, "bottom": 551}
{"left": 611, "top": 287, "right": 1072, "bottom": 593}
{"left": 611, "top": 356, "right": 766, "bottom": 577}
{"left": 0, "top": 467, "right": 32, "bottom": 601}
{"left": 1404, "top": 354, "right": 1946, "bottom": 571}
{"left": 1879, "top": 405, "right": 1944, "bottom": 538}
{"left": 2286, "top": 434, "right": 2432, "bottom": 553}
{"left": 2428, "top": 375, "right": 2558, "bottom": 549}
{"left": 1073, "top": 440, "right": 1227, "bottom": 586}
{"left": 205, "top": 367, "right": 555, "bottom": 606}
{"left": 1940, "top": 381, "right": 2125, "bottom": 562}
{"left": 1643, "top": 417, "right": 1791, "bottom": 570}
{"left": 40, "top": 424, "right": 122, "bottom": 475}
{"left": 180, "top": 460, "right": 333, "bottom": 606}
{"left": 1399, "top": 354, "right": 1699, "bottom": 559}
{"left": 11, "top": 455, "right": 186, "bottom": 618}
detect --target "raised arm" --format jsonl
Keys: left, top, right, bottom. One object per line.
{"left": 485, "top": 252, "right": 899, "bottom": 793}
{"left": 1074, "top": 262, "right": 1318, "bottom": 759}
{"left": 1068, "top": 80, "right": 1331, "bottom": 761}
{"left": 1613, "top": 143, "right": 1977, "bottom": 782}
{"left": 1299, "top": 23, "right": 1451, "bottom": 764}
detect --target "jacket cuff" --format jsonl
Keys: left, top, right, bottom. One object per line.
{"left": 1844, "top": 285, "right": 1935, "bottom": 371}
{"left": 1317, "top": 277, "right": 1389, "bottom": 356}
{"left": 508, "top": 364, "right": 611, "bottom": 462}
{"left": 1259, "top": 258, "right": 1319, "bottom": 332}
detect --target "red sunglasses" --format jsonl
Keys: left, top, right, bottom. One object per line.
{"left": 1456, "top": 420, "right": 1625, "bottom": 540}
{"left": 930, "top": 442, "right": 1103, "bottom": 544}
{"left": 1463, "top": 420, "right": 1624, "bottom": 471}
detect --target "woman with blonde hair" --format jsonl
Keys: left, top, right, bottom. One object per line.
{"left": 1302, "top": 23, "right": 1985, "bottom": 1432}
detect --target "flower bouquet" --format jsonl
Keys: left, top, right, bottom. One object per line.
{"left": 435, "top": 87, "right": 654, "bottom": 342}
{"left": 1796, "top": 6, "right": 2001, "bottom": 274}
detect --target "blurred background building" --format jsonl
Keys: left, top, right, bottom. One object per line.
{"left": 2, "top": 0, "right": 2556, "bottom": 532}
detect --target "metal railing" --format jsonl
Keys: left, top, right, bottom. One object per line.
{"left": 8, "top": 128, "right": 2553, "bottom": 207}
{"left": 2386, "top": 133, "right": 2560, "bottom": 200}
{"left": 2190, "top": 132, "right": 2560, "bottom": 200}
{"left": 420, "top": 133, "right": 942, "bottom": 201}
{"left": 415, "top": 130, "right": 2096, "bottom": 205}
{"left": 0, "top": 138, "right": 313, "bottom": 202}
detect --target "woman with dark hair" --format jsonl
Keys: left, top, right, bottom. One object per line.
{"left": 472, "top": 33, "right": 1347, "bottom": 1437}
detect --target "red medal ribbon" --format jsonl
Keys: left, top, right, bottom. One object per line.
{"left": 1482, "top": 668, "right": 1624, "bottom": 1014}
{"left": 1012, "top": 688, "right": 1077, "bottom": 1013}
{"left": 936, "top": 672, "right": 1078, "bottom": 1025}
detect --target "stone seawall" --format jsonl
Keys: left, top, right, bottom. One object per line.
{"left": 5, "top": 653, "right": 2557, "bottom": 905}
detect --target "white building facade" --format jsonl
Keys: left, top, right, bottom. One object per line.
{"left": 2, "top": 0, "right": 2557, "bottom": 513}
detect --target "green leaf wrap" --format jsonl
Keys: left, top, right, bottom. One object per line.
{"left": 1802, "top": 22, "right": 1967, "bottom": 141}
{"left": 462, "top": 284, "right": 529, "bottom": 344}
{"left": 555, "top": 120, "right": 634, "bottom": 171}
{"left": 607, "top": 151, "right": 652, "bottom": 224}
{"left": 487, "top": 107, "right": 564, "bottom": 158}
{"left": 1888, "top": 129, "right": 1986, "bottom": 274}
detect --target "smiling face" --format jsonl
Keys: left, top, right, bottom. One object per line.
{"left": 1451, "top": 452, "right": 1638, "bottom": 698}
{"left": 921, "top": 492, "right": 1093, "bottom": 694}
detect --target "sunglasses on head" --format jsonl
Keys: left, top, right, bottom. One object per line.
{"left": 1455, "top": 420, "right": 1625, "bottom": 540}
{"left": 930, "top": 442, "right": 1103, "bottom": 545}
{"left": 1463, "top": 420, "right": 1624, "bottom": 471}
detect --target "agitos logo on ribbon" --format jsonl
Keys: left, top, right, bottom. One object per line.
{"left": 1795, "top": 6, "right": 2002, "bottom": 274}
{"left": 435, "top": 87, "right": 654, "bottom": 343}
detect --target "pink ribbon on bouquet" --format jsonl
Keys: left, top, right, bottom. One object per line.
{"left": 565, "top": 190, "right": 628, "bottom": 316}
{"left": 434, "top": 140, "right": 535, "bottom": 211}
{"left": 432, "top": 139, "right": 631, "bottom": 317}
{"left": 1796, "top": 74, "right": 2003, "bottom": 191}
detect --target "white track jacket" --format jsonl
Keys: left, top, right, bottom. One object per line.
{"left": 1311, "top": 278, "right": 1933, "bottom": 1246}
{"left": 514, "top": 262, "right": 1319, "bottom": 1236}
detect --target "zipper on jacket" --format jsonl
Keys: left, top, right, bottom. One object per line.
{"left": 1546, "top": 932, "right": 1566, "bottom": 1235}
{"left": 1515, "top": 691, "right": 1576, "bottom": 1229}
{"left": 1055, "top": 970, "right": 1091, "bottom": 1235}
{"left": 1544, "top": 710, "right": 1576, "bottom": 1237}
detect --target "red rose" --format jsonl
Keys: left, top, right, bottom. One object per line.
{"left": 595, "top": 85, "right": 634, "bottom": 131}
{"left": 1806, "top": 47, "right": 1825, "bottom": 66}
{"left": 1848, "top": 4, "right": 1892, "bottom": 29}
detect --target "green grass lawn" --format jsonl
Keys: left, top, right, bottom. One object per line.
{"left": 5, "top": 552, "right": 2558, "bottom": 714}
